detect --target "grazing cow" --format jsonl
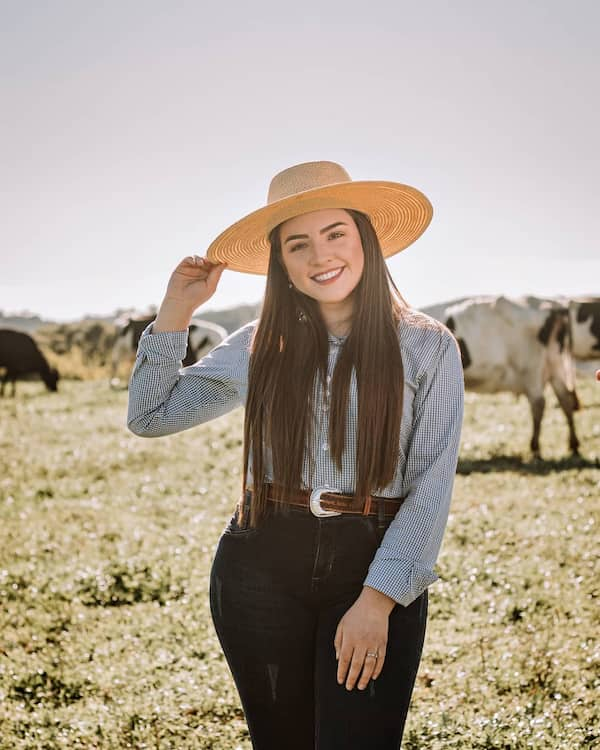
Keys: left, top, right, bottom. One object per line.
{"left": 423, "top": 296, "right": 579, "bottom": 457}
{"left": 0, "top": 329, "right": 59, "bottom": 396}
{"left": 110, "top": 315, "right": 227, "bottom": 384}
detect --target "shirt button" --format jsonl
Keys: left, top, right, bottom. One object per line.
{"left": 322, "top": 442, "right": 329, "bottom": 451}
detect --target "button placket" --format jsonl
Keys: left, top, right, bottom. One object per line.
{"left": 318, "top": 346, "right": 338, "bottom": 458}
{"left": 322, "top": 373, "right": 332, "bottom": 451}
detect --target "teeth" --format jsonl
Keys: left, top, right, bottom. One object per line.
{"left": 313, "top": 268, "right": 342, "bottom": 282}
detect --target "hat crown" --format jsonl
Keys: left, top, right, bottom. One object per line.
{"left": 267, "top": 161, "right": 351, "bottom": 204}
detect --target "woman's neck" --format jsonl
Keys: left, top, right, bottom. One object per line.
{"left": 319, "top": 299, "right": 354, "bottom": 338}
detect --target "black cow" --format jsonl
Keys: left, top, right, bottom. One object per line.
{"left": 0, "top": 329, "right": 59, "bottom": 396}
{"left": 110, "top": 315, "right": 227, "bottom": 384}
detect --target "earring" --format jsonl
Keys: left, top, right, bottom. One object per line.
{"left": 288, "top": 281, "right": 293, "bottom": 289}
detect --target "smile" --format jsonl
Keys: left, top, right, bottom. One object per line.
{"left": 311, "top": 267, "right": 344, "bottom": 284}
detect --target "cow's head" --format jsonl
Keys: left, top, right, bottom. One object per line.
{"left": 572, "top": 300, "right": 600, "bottom": 358}
{"left": 445, "top": 315, "right": 471, "bottom": 369}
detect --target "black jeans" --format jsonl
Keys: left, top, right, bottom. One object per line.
{"left": 209, "top": 503, "right": 428, "bottom": 750}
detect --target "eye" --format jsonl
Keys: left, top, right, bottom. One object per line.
{"left": 289, "top": 242, "right": 308, "bottom": 253}
{"left": 328, "top": 231, "right": 344, "bottom": 240}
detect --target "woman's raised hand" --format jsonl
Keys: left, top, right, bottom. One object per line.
{"left": 165, "top": 255, "right": 227, "bottom": 310}
{"left": 154, "top": 256, "right": 227, "bottom": 332}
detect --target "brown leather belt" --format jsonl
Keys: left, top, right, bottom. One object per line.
{"left": 246, "top": 483, "right": 405, "bottom": 519}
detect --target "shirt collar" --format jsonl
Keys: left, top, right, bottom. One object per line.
{"left": 327, "top": 331, "right": 348, "bottom": 346}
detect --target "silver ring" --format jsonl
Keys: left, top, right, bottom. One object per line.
{"left": 366, "top": 650, "right": 378, "bottom": 659}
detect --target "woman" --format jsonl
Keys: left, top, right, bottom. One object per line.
{"left": 127, "top": 161, "right": 464, "bottom": 749}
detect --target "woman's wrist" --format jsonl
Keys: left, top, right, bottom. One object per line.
{"left": 153, "top": 297, "right": 195, "bottom": 333}
{"left": 360, "top": 586, "right": 396, "bottom": 615}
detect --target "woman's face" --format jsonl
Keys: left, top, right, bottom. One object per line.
{"left": 278, "top": 208, "right": 365, "bottom": 310}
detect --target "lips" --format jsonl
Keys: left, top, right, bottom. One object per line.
{"left": 311, "top": 267, "right": 344, "bottom": 284}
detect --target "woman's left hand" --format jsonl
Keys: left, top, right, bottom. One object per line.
{"left": 334, "top": 586, "right": 396, "bottom": 690}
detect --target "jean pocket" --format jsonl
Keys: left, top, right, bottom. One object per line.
{"left": 223, "top": 511, "right": 260, "bottom": 538}
{"left": 364, "top": 515, "right": 392, "bottom": 547}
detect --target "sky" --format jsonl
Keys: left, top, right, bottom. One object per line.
{"left": 1, "top": 0, "right": 598, "bottom": 322}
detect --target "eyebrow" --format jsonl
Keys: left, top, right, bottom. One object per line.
{"left": 283, "top": 221, "right": 347, "bottom": 244}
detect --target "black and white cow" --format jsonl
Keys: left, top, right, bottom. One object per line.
{"left": 110, "top": 315, "right": 228, "bottom": 384}
{"left": 0, "top": 329, "right": 59, "bottom": 396}
{"left": 568, "top": 298, "right": 600, "bottom": 360}
{"left": 422, "top": 296, "right": 580, "bottom": 457}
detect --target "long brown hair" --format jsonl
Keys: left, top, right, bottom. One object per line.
{"left": 243, "top": 210, "right": 405, "bottom": 526}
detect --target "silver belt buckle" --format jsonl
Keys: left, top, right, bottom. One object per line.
{"left": 310, "top": 486, "right": 343, "bottom": 518}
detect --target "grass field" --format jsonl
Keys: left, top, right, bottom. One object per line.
{"left": 0, "top": 377, "right": 598, "bottom": 749}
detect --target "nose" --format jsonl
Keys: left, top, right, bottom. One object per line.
{"left": 308, "top": 237, "right": 333, "bottom": 267}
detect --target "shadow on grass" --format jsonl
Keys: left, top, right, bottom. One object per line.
{"left": 457, "top": 453, "right": 600, "bottom": 475}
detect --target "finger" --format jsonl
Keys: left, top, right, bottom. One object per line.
{"left": 210, "top": 261, "right": 227, "bottom": 276}
{"left": 177, "top": 257, "right": 209, "bottom": 280}
{"left": 205, "top": 262, "right": 227, "bottom": 290}
{"left": 336, "top": 645, "right": 353, "bottom": 686}
{"left": 178, "top": 256, "right": 204, "bottom": 272}
{"left": 345, "top": 650, "right": 367, "bottom": 691}
{"left": 372, "top": 644, "right": 387, "bottom": 680}
{"left": 334, "top": 626, "right": 342, "bottom": 661}
{"left": 194, "top": 254, "right": 223, "bottom": 267}
{"left": 357, "top": 653, "right": 378, "bottom": 690}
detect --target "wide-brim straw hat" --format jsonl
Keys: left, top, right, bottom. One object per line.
{"left": 206, "top": 161, "right": 433, "bottom": 275}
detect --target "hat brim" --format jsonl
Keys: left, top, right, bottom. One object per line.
{"left": 206, "top": 181, "right": 433, "bottom": 275}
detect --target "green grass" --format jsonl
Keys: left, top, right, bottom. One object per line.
{"left": 0, "top": 379, "right": 598, "bottom": 748}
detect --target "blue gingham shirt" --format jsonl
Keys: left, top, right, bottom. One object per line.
{"left": 127, "top": 309, "right": 464, "bottom": 606}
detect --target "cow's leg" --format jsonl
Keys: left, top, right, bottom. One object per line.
{"left": 572, "top": 390, "right": 581, "bottom": 412}
{"left": 528, "top": 395, "right": 545, "bottom": 457}
{"left": 110, "top": 344, "right": 121, "bottom": 381}
{"left": 110, "top": 333, "right": 133, "bottom": 385}
{"left": 550, "top": 378, "right": 580, "bottom": 455}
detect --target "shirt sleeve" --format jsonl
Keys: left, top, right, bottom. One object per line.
{"left": 126, "top": 320, "right": 254, "bottom": 437}
{"left": 363, "top": 330, "right": 464, "bottom": 606}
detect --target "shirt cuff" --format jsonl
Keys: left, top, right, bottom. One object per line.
{"left": 137, "top": 323, "right": 188, "bottom": 363}
{"left": 363, "top": 555, "right": 439, "bottom": 607}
